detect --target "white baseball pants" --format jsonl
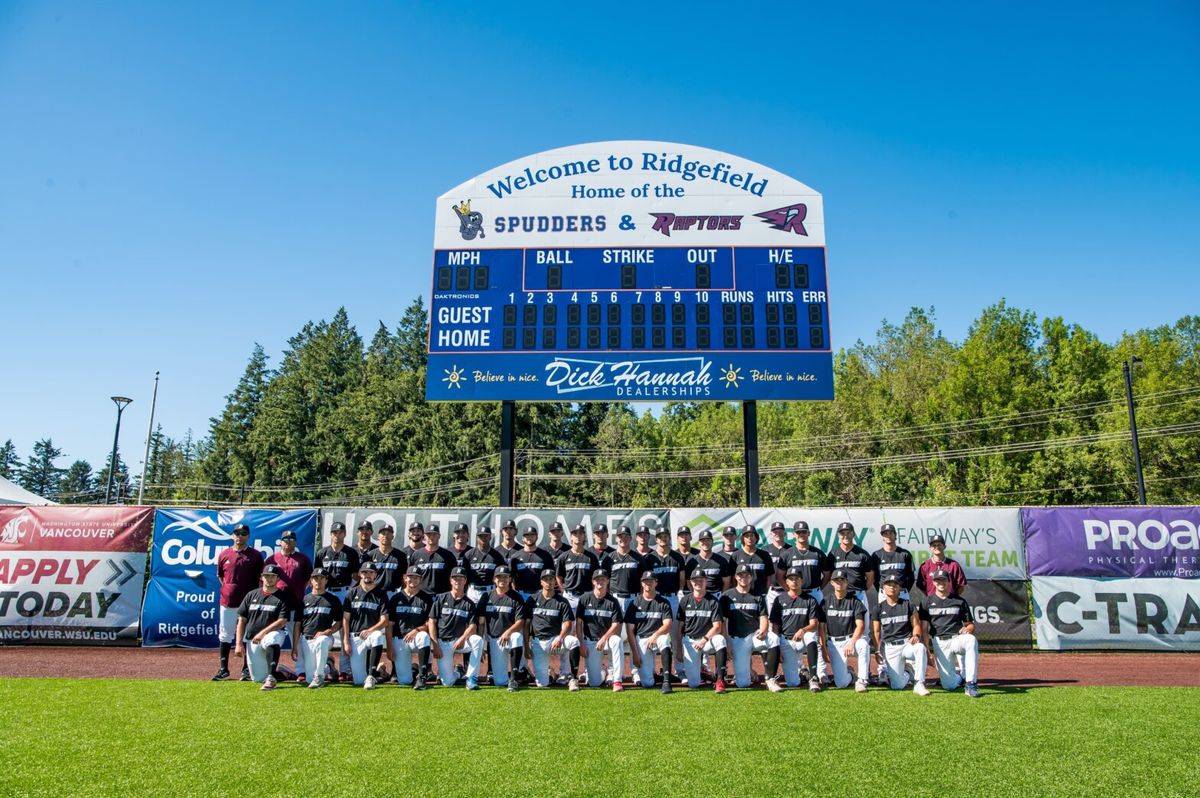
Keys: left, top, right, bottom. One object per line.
{"left": 582, "top": 636, "right": 624, "bottom": 686}
{"left": 882, "top": 640, "right": 928, "bottom": 690}
{"left": 243, "top": 629, "right": 286, "bottom": 682}
{"left": 827, "top": 636, "right": 870, "bottom": 688}
{"left": 728, "top": 631, "right": 780, "bottom": 689}
{"left": 487, "top": 632, "right": 524, "bottom": 687}
{"left": 680, "top": 634, "right": 727, "bottom": 688}
{"left": 930, "top": 634, "right": 978, "bottom": 689}
{"left": 530, "top": 635, "right": 580, "bottom": 687}
{"left": 436, "top": 635, "right": 484, "bottom": 686}
{"left": 779, "top": 632, "right": 821, "bottom": 687}
{"left": 346, "top": 629, "right": 387, "bottom": 685}
{"left": 390, "top": 631, "right": 433, "bottom": 685}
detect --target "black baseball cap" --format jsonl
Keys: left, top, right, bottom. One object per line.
{"left": 929, "top": 535, "right": 946, "bottom": 546}
{"left": 636, "top": 525, "right": 651, "bottom": 536}
{"left": 734, "top": 564, "right": 753, "bottom": 576}
{"left": 639, "top": 571, "right": 657, "bottom": 582}
{"left": 358, "top": 520, "right": 375, "bottom": 532}
{"left": 593, "top": 569, "right": 609, "bottom": 579}
{"left": 741, "top": 524, "right": 758, "bottom": 539}
{"left": 427, "top": 523, "right": 440, "bottom": 534}
{"left": 476, "top": 525, "right": 492, "bottom": 537}
{"left": 450, "top": 567, "right": 468, "bottom": 579}
{"left": 571, "top": 525, "right": 587, "bottom": 536}
{"left": 722, "top": 525, "right": 737, "bottom": 536}
{"left": 836, "top": 522, "right": 855, "bottom": 535}
{"left": 500, "top": 520, "right": 516, "bottom": 530}
{"left": 880, "top": 523, "right": 897, "bottom": 535}
{"left": 697, "top": 529, "right": 713, "bottom": 540}
{"left": 770, "top": 521, "right": 785, "bottom": 532}
{"left": 522, "top": 525, "right": 539, "bottom": 538}
{"left": 655, "top": 528, "right": 671, "bottom": 538}
{"left": 404, "top": 567, "right": 422, "bottom": 577}
{"left": 453, "top": 523, "right": 469, "bottom": 534}
{"left": 615, "top": 525, "right": 632, "bottom": 537}
{"left": 330, "top": 522, "right": 347, "bottom": 533}
{"left": 793, "top": 521, "right": 810, "bottom": 533}
{"left": 786, "top": 566, "right": 804, "bottom": 579}
{"left": 494, "top": 566, "right": 512, "bottom": 578}
{"left": 932, "top": 569, "right": 951, "bottom": 582}
{"left": 539, "top": 570, "right": 557, "bottom": 582}
{"left": 689, "top": 570, "right": 708, "bottom": 581}
{"left": 676, "top": 525, "right": 691, "bottom": 535}
{"left": 311, "top": 568, "right": 329, "bottom": 579}
{"left": 594, "top": 523, "right": 609, "bottom": 535}
{"left": 407, "top": 521, "right": 424, "bottom": 532}
{"left": 881, "top": 572, "right": 902, "bottom": 585}
{"left": 359, "top": 561, "right": 378, "bottom": 573}
{"left": 549, "top": 521, "right": 565, "bottom": 532}
{"left": 280, "top": 530, "right": 296, "bottom": 541}
{"left": 262, "top": 564, "right": 282, "bottom": 576}
{"left": 232, "top": 523, "right": 250, "bottom": 536}
{"left": 830, "top": 569, "right": 849, "bottom": 581}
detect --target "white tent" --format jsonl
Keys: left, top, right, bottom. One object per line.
{"left": 0, "top": 476, "right": 56, "bottom": 505}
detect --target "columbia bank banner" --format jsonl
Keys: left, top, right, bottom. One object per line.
{"left": 0, "top": 506, "right": 152, "bottom": 646}
{"left": 1023, "top": 506, "right": 1200, "bottom": 579}
{"left": 141, "top": 509, "right": 317, "bottom": 648}
{"left": 1032, "top": 576, "right": 1200, "bottom": 651}
{"left": 671, "top": 507, "right": 1025, "bottom": 579}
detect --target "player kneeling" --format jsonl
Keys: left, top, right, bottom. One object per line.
{"left": 626, "top": 571, "right": 675, "bottom": 693}
{"left": 823, "top": 569, "right": 870, "bottom": 692}
{"left": 387, "top": 568, "right": 434, "bottom": 689}
{"left": 771, "top": 567, "right": 822, "bottom": 693}
{"left": 235, "top": 564, "right": 291, "bottom": 691}
{"left": 526, "top": 569, "right": 581, "bottom": 689}
{"left": 476, "top": 566, "right": 526, "bottom": 692}
{"left": 873, "top": 573, "right": 930, "bottom": 696}
{"left": 342, "top": 561, "right": 390, "bottom": 689}
{"left": 293, "top": 568, "right": 343, "bottom": 688}
{"left": 576, "top": 569, "right": 625, "bottom": 692}
{"left": 428, "top": 567, "right": 484, "bottom": 689}
{"left": 678, "top": 570, "right": 728, "bottom": 693}
{"left": 721, "top": 565, "right": 782, "bottom": 691}
{"left": 920, "top": 569, "right": 981, "bottom": 698}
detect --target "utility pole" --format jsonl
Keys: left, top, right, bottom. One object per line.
{"left": 105, "top": 396, "right": 133, "bottom": 504}
{"left": 1122, "top": 356, "right": 1147, "bottom": 504}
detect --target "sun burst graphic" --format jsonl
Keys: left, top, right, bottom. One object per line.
{"left": 442, "top": 365, "right": 465, "bottom": 389}
{"left": 720, "top": 364, "right": 742, "bottom": 389}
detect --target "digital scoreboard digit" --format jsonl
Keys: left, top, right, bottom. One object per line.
{"left": 427, "top": 141, "right": 833, "bottom": 402}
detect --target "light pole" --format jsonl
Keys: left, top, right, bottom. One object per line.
{"left": 105, "top": 396, "right": 133, "bottom": 504}
{"left": 1122, "top": 357, "right": 1146, "bottom": 505}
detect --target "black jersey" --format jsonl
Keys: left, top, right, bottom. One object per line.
{"left": 875, "top": 598, "right": 917, "bottom": 643}
{"left": 344, "top": 585, "right": 389, "bottom": 634}
{"left": 770, "top": 593, "right": 822, "bottom": 638}
{"left": 313, "top": 545, "right": 360, "bottom": 589}
{"left": 450, "top": 546, "right": 472, "bottom": 567}
{"left": 729, "top": 548, "right": 775, "bottom": 596}
{"left": 410, "top": 547, "right": 457, "bottom": 595}
{"left": 510, "top": 548, "right": 557, "bottom": 594}
{"left": 601, "top": 550, "right": 644, "bottom": 595}
{"left": 430, "top": 592, "right": 477, "bottom": 640}
{"left": 387, "top": 589, "right": 432, "bottom": 635}
{"left": 919, "top": 594, "right": 973, "bottom": 637}
{"left": 824, "top": 594, "right": 866, "bottom": 638}
{"left": 527, "top": 591, "right": 573, "bottom": 640}
{"left": 677, "top": 592, "right": 722, "bottom": 639}
{"left": 625, "top": 594, "right": 672, "bottom": 638}
{"left": 464, "top": 546, "right": 506, "bottom": 589}
{"left": 763, "top": 542, "right": 793, "bottom": 584}
{"left": 576, "top": 591, "right": 623, "bottom": 640}
{"left": 643, "top": 549, "right": 685, "bottom": 594}
{"left": 354, "top": 543, "right": 377, "bottom": 563}
{"left": 871, "top": 547, "right": 916, "bottom": 591}
{"left": 237, "top": 589, "right": 291, "bottom": 639}
{"left": 779, "top": 545, "right": 829, "bottom": 591}
{"left": 547, "top": 541, "right": 570, "bottom": 563}
{"left": 684, "top": 553, "right": 729, "bottom": 594}
{"left": 720, "top": 588, "right": 767, "bottom": 638}
{"left": 494, "top": 542, "right": 518, "bottom": 562}
{"left": 592, "top": 545, "right": 615, "bottom": 557}
{"left": 557, "top": 550, "right": 600, "bottom": 593}
{"left": 368, "top": 548, "right": 408, "bottom": 592}
{"left": 829, "top": 546, "right": 873, "bottom": 591}
{"left": 299, "top": 591, "right": 343, "bottom": 637}
{"left": 476, "top": 589, "right": 526, "bottom": 638}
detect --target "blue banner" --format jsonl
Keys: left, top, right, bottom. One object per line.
{"left": 140, "top": 508, "right": 317, "bottom": 648}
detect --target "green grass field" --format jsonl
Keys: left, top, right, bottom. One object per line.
{"left": 0, "top": 680, "right": 1195, "bottom": 797}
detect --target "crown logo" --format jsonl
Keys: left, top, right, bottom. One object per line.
{"left": 455, "top": 200, "right": 472, "bottom": 216}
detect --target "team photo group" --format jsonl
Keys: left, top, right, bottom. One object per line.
{"left": 216, "top": 517, "right": 982, "bottom": 697}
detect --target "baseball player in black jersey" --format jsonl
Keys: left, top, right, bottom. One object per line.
{"left": 235, "top": 564, "right": 292, "bottom": 690}
{"left": 428, "top": 567, "right": 484, "bottom": 689}
{"left": 293, "top": 568, "right": 343, "bottom": 688}
{"left": 831, "top": 522, "right": 876, "bottom": 684}
{"left": 354, "top": 521, "right": 377, "bottom": 562}
{"left": 729, "top": 525, "right": 774, "bottom": 597}
{"left": 675, "top": 526, "right": 698, "bottom": 560}
{"left": 591, "top": 523, "right": 614, "bottom": 557}
{"left": 450, "top": 523, "right": 472, "bottom": 566}
{"left": 685, "top": 529, "right": 731, "bottom": 596}
{"left": 634, "top": 525, "right": 653, "bottom": 557}
{"left": 404, "top": 522, "right": 426, "bottom": 561}
{"left": 770, "top": 567, "right": 823, "bottom": 693}
{"left": 721, "top": 564, "right": 783, "bottom": 691}
{"left": 510, "top": 526, "right": 556, "bottom": 599}
{"left": 678, "top": 570, "right": 728, "bottom": 692}
{"left": 476, "top": 566, "right": 526, "bottom": 692}
{"left": 601, "top": 526, "right": 643, "bottom": 684}
{"left": 412, "top": 525, "right": 457, "bottom": 596}
{"left": 312, "top": 522, "right": 358, "bottom": 681}
{"left": 919, "top": 569, "right": 981, "bottom": 697}
{"left": 547, "top": 521, "right": 570, "bottom": 561}
{"left": 464, "top": 525, "right": 505, "bottom": 604}
{"left": 719, "top": 525, "right": 738, "bottom": 556}
{"left": 778, "top": 521, "right": 831, "bottom": 683}
{"left": 576, "top": 570, "right": 625, "bottom": 691}
{"left": 557, "top": 525, "right": 600, "bottom": 612}
{"left": 646, "top": 528, "right": 686, "bottom": 680}
{"left": 368, "top": 525, "right": 407, "bottom": 596}
{"left": 823, "top": 570, "right": 870, "bottom": 692}
{"left": 873, "top": 573, "right": 930, "bottom": 695}
{"left": 387, "top": 568, "right": 434, "bottom": 689}
{"left": 526, "top": 569, "right": 582, "bottom": 690}
{"left": 626, "top": 572, "right": 674, "bottom": 693}
{"left": 342, "top": 561, "right": 390, "bottom": 689}
{"left": 763, "top": 521, "right": 793, "bottom": 616}
{"left": 871, "top": 523, "right": 915, "bottom": 601}
{"left": 495, "top": 520, "right": 519, "bottom": 561}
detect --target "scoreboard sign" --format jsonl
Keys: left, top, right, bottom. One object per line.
{"left": 426, "top": 141, "right": 832, "bottom": 402}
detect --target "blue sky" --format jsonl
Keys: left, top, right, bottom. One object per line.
{"left": 1, "top": 1, "right": 1197, "bottom": 472}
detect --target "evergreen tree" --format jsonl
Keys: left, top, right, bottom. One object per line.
{"left": 20, "top": 439, "right": 65, "bottom": 499}
{"left": 59, "top": 460, "right": 96, "bottom": 504}
{"left": 200, "top": 344, "right": 270, "bottom": 490}
{"left": 0, "top": 439, "right": 20, "bottom": 480}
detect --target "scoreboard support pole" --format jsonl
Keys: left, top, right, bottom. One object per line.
{"left": 742, "top": 401, "right": 761, "bottom": 507}
{"left": 500, "top": 400, "right": 516, "bottom": 507}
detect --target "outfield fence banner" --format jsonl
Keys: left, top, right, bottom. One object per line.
{"left": 929, "top": 580, "right": 1032, "bottom": 649}
{"left": 319, "top": 508, "right": 670, "bottom": 548}
{"left": 0, "top": 506, "right": 152, "bottom": 646}
{"left": 1023, "top": 506, "right": 1200, "bottom": 579}
{"left": 1031, "top": 575, "right": 1200, "bottom": 651}
{"left": 671, "top": 507, "right": 1025, "bottom": 579}
{"left": 141, "top": 508, "right": 317, "bottom": 648}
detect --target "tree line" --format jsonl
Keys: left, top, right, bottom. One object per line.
{"left": 7, "top": 298, "right": 1198, "bottom": 507}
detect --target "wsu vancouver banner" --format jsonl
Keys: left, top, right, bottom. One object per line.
{"left": 141, "top": 508, "right": 317, "bottom": 648}
{"left": 0, "top": 506, "right": 152, "bottom": 646}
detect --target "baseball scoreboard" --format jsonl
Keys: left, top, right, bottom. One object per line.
{"left": 426, "top": 141, "right": 833, "bottom": 402}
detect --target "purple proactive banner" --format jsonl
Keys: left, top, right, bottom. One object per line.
{"left": 1022, "top": 506, "right": 1200, "bottom": 579}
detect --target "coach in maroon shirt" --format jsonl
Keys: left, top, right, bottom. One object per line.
{"left": 266, "top": 530, "right": 313, "bottom": 607}
{"left": 214, "top": 523, "right": 264, "bottom": 681}
{"left": 915, "top": 535, "right": 967, "bottom": 596}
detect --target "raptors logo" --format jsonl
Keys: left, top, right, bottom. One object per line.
{"left": 755, "top": 203, "right": 808, "bottom": 236}
{"left": 453, "top": 200, "right": 486, "bottom": 241}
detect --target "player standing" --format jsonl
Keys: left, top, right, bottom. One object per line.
{"left": 575, "top": 569, "right": 625, "bottom": 691}
{"left": 919, "top": 569, "right": 981, "bottom": 697}
{"left": 412, "top": 524, "right": 457, "bottom": 596}
{"left": 601, "top": 525, "right": 643, "bottom": 686}
{"left": 526, "top": 569, "right": 582, "bottom": 690}
{"left": 721, "top": 564, "right": 783, "bottom": 692}
{"left": 213, "top": 522, "right": 264, "bottom": 682}
{"left": 915, "top": 534, "right": 968, "bottom": 596}
{"left": 873, "top": 573, "right": 930, "bottom": 695}
{"left": 777, "top": 521, "right": 831, "bottom": 684}
{"left": 428, "top": 567, "right": 484, "bottom": 689}
{"left": 450, "top": 523, "right": 472, "bottom": 566}
{"left": 341, "top": 561, "right": 390, "bottom": 689}
{"left": 354, "top": 521, "right": 377, "bottom": 562}
{"left": 510, "top": 525, "right": 556, "bottom": 600}
{"left": 678, "top": 569, "right": 728, "bottom": 693}
{"left": 464, "top": 525, "right": 505, "bottom": 605}
{"left": 625, "top": 571, "right": 674, "bottom": 694}
{"left": 592, "top": 523, "right": 614, "bottom": 557}
{"left": 387, "top": 568, "right": 434, "bottom": 689}
{"left": 728, "top": 525, "right": 774, "bottom": 598}
{"left": 403, "top": 522, "right": 426, "bottom": 560}
{"left": 770, "top": 567, "right": 822, "bottom": 693}
{"left": 234, "top": 564, "right": 291, "bottom": 690}
{"left": 557, "top": 525, "right": 600, "bottom": 613}
{"left": 475, "top": 565, "right": 526, "bottom": 692}
{"left": 823, "top": 569, "right": 870, "bottom": 692}
{"left": 762, "top": 521, "right": 793, "bottom": 616}
{"left": 546, "top": 521, "right": 569, "bottom": 562}
{"left": 684, "top": 529, "right": 731, "bottom": 597}
{"left": 313, "top": 520, "right": 359, "bottom": 682}
{"left": 871, "top": 523, "right": 915, "bottom": 601}
{"left": 494, "top": 520, "right": 519, "bottom": 561}
{"left": 293, "top": 568, "right": 343, "bottom": 688}
{"left": 367, "top": 525, "right": 407, "bottom": 598}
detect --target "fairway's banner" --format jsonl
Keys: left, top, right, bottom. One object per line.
{"left": 1023, "top": 506, "right": 1200, "bottom": 579}
{"left": 1032, "top": 576, "right": 1200, "bottom": 651}
{"left": 320, "top": 508, "right": 669, "bottom": 548}
{"left": 141, "top": 509, "right": 317, "bottom": 648}
{"left": 0, "top": 506, "right": 152, "bottom": 646}
{"left": 671, "top": 507, "right": 1025, "bottom": 579}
